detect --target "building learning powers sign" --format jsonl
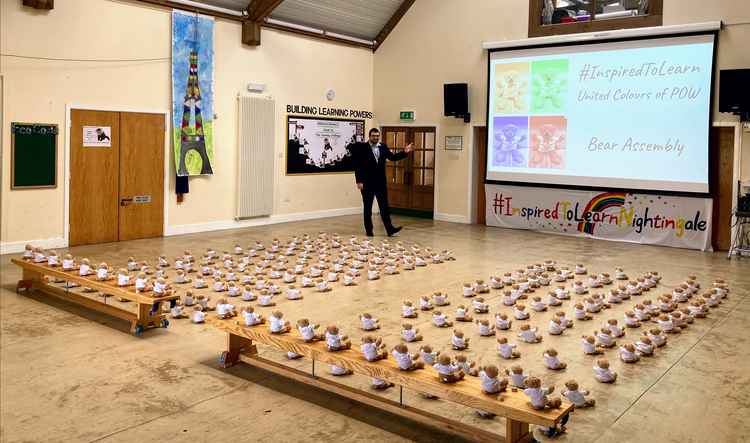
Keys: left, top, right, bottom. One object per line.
{"left": 485, "top": 184, "right": 712, "bottom": 251}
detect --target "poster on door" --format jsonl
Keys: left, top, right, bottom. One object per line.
{"left": 82, "top": 126, "right": 112, "bottom": 147}
{"left": 286, "top": 115, "right": 364, "bottom": 174}
{"left": 485, "top": 183, "right": 713, "bottom": 251}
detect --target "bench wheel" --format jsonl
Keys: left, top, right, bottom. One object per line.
{"left": 218, "top": 351, "right": 230, "bottom": 368}
{"left": 134, "top": 324, "right": 144, "bottom": 337}
{"left": 161, "top": 319, "right": 170, "bottom": 328}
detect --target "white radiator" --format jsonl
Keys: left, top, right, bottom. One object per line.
{"left": 237, "top": 96, "right": 275, "bottom": 219}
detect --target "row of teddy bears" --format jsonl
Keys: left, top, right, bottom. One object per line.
{"left": 205, "top": 259, "right": 730, "bottom": 423}
{"left": 22, "top": 232, "right": 455, "bottom": 300}
{"left": 22, "top": 243, "right": 731, "bottom": 425}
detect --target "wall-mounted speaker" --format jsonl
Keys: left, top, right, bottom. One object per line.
{"left": 444, "top": 83, "right": 470, "bottom": 123}
{"left": 720, "top": 69, "right": 750, "bottom": 120}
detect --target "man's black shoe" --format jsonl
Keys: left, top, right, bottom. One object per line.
{"left": 366, "top": 232, "right": 375, "bottom": 237}
{"left": 387, "top": 226, "right": 402, "bottom": 237}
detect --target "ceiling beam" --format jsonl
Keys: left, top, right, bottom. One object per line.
{"left": 130, "top": 0, "right": 370, "bottom": 50}
{"left": 22, "top": 0, "right": 54, "bottom": 9}
{"left": 261, "top": 21, "right": 373, "bottom": 49}
{"left": 373, "top": 0, "right": 415, "bottom": 52}
{"left": 134, "top": 0, "right": 244, "bottom": 22}
{"left": 242, "top": 0, "right": 284, "bottom": 46}
{"left": 246, "top": 0, "right": 284, "bottom": 22}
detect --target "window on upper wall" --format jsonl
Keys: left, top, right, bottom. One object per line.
{"left": 529, "top": 0, "right": 663, "bottom": 37}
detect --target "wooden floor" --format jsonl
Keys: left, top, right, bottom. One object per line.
{"left": 1, "top": 214, "right": 749, "bottom": 443}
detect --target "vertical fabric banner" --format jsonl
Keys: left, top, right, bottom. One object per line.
{"left": 172, "top": 10, "right": 215, "bottom": 176}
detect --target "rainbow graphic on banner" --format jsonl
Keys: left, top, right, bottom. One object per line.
{"left": 577, "top": 192, "right": 627, "bottom": 234}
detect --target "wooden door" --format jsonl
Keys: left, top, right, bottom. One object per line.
{"left": 382, "top": 127, "right": 410, "bottom": 209}
{"left": 119, "top": 112, "right": 165, "bottom": 241}
{"left": 474, "top": 126, "right": 487, "bottom": 225}
{"left": 382, "top": 126, "right": 435, "bottom": 215}
{"left": 410, "top": 129, "right": 436, "bottom": 212}
{"left": 70, "top": 110, "right": 120, "bottom": 246}
{"left": 710, "top": 126, "right": 734, "bottom": 251}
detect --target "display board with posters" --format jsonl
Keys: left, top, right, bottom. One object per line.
{"left": 286, "top": 115, "right": 364, "bottom": 175}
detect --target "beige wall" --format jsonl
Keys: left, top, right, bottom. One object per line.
{"left": 374, "top": 0, "right": 750, "bottom": 221}
{"left": 1, "top": 0, "right": 373, "bottom": 246}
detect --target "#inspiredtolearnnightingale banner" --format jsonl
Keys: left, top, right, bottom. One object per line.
{"left": 485, "top": 184, "right": 712, "bottom": 251}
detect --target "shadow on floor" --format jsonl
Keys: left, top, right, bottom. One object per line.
{"left": 201, "top": 358, "right": 478, "bottom": 443}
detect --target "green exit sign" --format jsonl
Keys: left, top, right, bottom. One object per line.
{"left": 399, "top": 110, "right": 415, "bottom": 121}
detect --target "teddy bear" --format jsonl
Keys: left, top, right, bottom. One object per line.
{"left": 548, "top": 317, "right": 565, "bottom": 335}
{"left": 607, "top": 319, "right": 625, "bottom": 338}
{"left": 325, "top": 325, "right": 351, "bottom": 351}
{"left": 401, "top": 323, "right": 422, "bottom": 342}
{"left": 478, "top": 365, "right": 508, "bottom": 395}
{"left": 451, "top": 329, "right": 470, "bottom": 350}
{"left": 78, "top": 258, "right": 93, "bottom": 276}
{"left": 432, "top": 310, "right": 452, "bottom": 328}
{"left": 495, "top": 313, "right": 512, "bottom": 330}
{"left": 169, "top": 301, "right": 187, "bottom": 319}
{"left": 518, "top": 324, "right": 542, "bottom": 343}
{"left": 402, "top": 300, "right": 418, "bottom": 318}
{"left": 361, "top": 335, "right": 388, "bottom": 362}
{"left": 433, "top": 354, "right": 465, "bottom": 383}
{"left": 454, "top": 355, "right": 479, "bottom": 376}
{"left": 581, "top": 335, "right": 603, "bottom": 355}
{"left": 476, "top": 319, "right": 495, "bottom": 336}
{"left": 392, "top": 343, "right": 424, "bottom": 370}
{"left": 543, "top": 348, "right": 567, "bottom": 370}
{"left": 419, "top": 295, "right": 434, "bottom": 311}
{"left": 431, "top": 291, "right": 449, "bottom": 307}
{"left": 296, "top": 318, "right": 323, "bottom": 342}
{"left": 513, "top": 304, "right": 530, "bottom": 320}
{"left": 455, "top": 304, "right": 473, "bottom": 322}
{"left": 215, "top": 298, "right": 237, "bottom": 320}
{"left": 489, "top": 276, "right": 504, "bottom": 290}
{"left": 497, "top": 337, "right": 521, "bottom": 359}
{"left": 241, "top": 306, "right": 264, "bottom": 326}
{"left": 619, "top": 343, "right": 640, "bottom": 363}
{"left": 262, "top": 311, "right": 289, "bottom": 333}
{"left": 546, "top": 291, "right": 563, "bottom": 307}
{"left": 635, "top": 336, "right": 654, "bottom": 356}
{"left": 595, "top": 327, "right": 616, "bottom": 348}
{"left": 359, "top": 313, "right": 380, "bottom": 331}
{"left": 506, "top": 365, "right": 528, "bottom": 388}
{"left": 462, "top": 283, "right": 476, "bottom": 298}
{"left": 226, "top": 282, "right": 241, "bottom": 297}
{"left": 419, "top": 345, "right": 440, "bottom": 366}
{"left": 530, "top": 296, "right": 547, "bottom": 312}
{"left": 191, "top": 305, "right": 206, "bottom": 324}
{"left": 593, "top": 359, "right": 617, "bottom": 383}
{"left": 562, "top": 380, "right": 595, "bottom": 408}
{"left": 524, "top": 377, "right": 562, "bottom": 410}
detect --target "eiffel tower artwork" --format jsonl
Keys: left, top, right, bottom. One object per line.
{"left": 177, "top": 49, "right": 213, "bottom": 175}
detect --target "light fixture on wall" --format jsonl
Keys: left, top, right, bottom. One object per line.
{"left": 325, "top": 88, "right": 336, "bottom": 101}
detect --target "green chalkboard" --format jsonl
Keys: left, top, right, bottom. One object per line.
{"left": 11, "top": 123, "right": 57, "bottom": 189}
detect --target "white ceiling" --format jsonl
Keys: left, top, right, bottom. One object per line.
{"left": 192, "top": 0, "right": 404, "bottom": 40}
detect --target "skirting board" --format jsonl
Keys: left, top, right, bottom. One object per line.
{"left": 1, "top": 207, "right": 376, "bottom": 255}
{"left": 0, "top": 237, "right": 67, "bottom": 255}
{"left": 434, "top": 212, "right": 470, "bottom": 224}
{"left": 165, "top": 206, "right": 374, "bottom": 236}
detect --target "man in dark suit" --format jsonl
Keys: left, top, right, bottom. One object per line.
{"left": 354, "top": 128, "right": 413, "bottom": 237}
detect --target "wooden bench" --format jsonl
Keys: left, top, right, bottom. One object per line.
{"left": 210, "top": 317, "right": 573, "bottom": 443}
{"left": 11, "top": 258, "right": 179, "bottom": 336}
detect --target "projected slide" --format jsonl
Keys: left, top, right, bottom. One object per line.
{"left": 486, "top": 34, "right": 715, "bottom": 193}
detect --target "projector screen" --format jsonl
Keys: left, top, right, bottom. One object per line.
{"left": 486, "top": 33, "right": 715, "bottom": 194}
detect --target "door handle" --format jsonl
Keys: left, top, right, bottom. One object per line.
{"left": 120, "top": 197, "right": 133, "bottom": 206}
